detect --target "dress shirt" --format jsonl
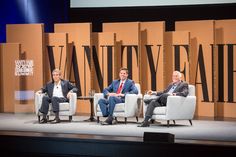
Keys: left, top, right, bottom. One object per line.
{"left": 53, "top": 81, "right": 64, "bottom": 98}
{"left": 118, "top": 79, "right": 126, "bottom": 93}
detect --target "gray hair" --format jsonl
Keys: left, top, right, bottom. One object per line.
{"left": 173, "top": 71, "right": 182, "bottom": 79}
{"left": 52, "top": 68, "right": 61, "bottom": 75}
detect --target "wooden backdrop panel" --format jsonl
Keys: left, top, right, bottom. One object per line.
{"left": 103, "top": 22, "right": 140, "bottom": 84}
{"left": 215, "top": 19, "right": 236, "bottom": 118}
{"left": 0, "top": 43, "right": 20, "bottom": 112}
{"left": 55, "top": 23, "right": 92, "bottom": 114}
{"left": 140, "top": 22, "right": 165, "bottom": 93}
{"left": 164, "top": 31, "right": 190, "bottom": 85}
{"left": 91, "top": 32, "right": 118, "bottom": 92}
{"left": 44, "top": 33, "right": 68, "bottom": 83}
{"left": 176, "top": 20, "right": 215, "bottom": 117}
{"left": 6, "top": 24, "right": 44, "bottom": 113}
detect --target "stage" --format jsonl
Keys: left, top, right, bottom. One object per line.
{"left": 1, "top": 113, "right": 236, "bottom": 156}
{"left": 0, "top": 113, "right": 236, "bottom": 144}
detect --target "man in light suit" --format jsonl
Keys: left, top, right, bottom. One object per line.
{"left": 37, "top": 69, "right": 77, "bottom": 123}
{"left": 98, "top": 67, "right": 138, "bottom": 125}
{"left": 138, "top": 71, "right": 189, "bottom": 127}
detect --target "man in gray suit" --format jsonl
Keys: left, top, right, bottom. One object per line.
{"left": 37, "top": 69, "right": 77, "bottom": 123}
{"left": 138, "top": 71, "right": 189, "bottom": 127}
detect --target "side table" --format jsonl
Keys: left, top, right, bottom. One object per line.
{"left": 78, "top": 96, "right": 96, "bottom": 122}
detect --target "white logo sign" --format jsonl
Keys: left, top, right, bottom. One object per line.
{"left": 15, "top": 60, "right": 34, "bottom": 76}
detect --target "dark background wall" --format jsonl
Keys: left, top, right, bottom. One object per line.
{"left": 69, "top": 3, "right": 236, "bottom": 32}
{"left": 0, "top": 0, "right": 69, "bottom": 43}
{"left": 1, "top": 2, "right": 236, "bottom": 42}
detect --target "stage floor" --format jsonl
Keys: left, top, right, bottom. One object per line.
{"left": 0, "top": 113, "right": 236, "bottom": 146}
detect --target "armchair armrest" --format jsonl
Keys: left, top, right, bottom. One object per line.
{"left": 124, "top": 94, "right": 139, "bottom": 117}
{"left": 34, "top": 92, "right": 45, "bottom": 115}
{"left": 93, "top": 93, "right": 104, "bottom": 116}
{"left": 68, "top": 93, "right": 77, "bottom": 115}
{"left": 166, "top": 96, "right": 196, "bottom": 120}
{"left": 138, "top": 93, "right": 143, "bottom": 99}
{"left": 136, "top": 94, "right": 143, "bottom": 117}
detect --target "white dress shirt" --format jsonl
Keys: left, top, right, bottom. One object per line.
{"left": 53, "top": 81, "right": 64, "bottom": 98}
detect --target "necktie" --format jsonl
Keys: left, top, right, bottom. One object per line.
{"left": 116, "top": 82, "right": 123, "bottom": 94}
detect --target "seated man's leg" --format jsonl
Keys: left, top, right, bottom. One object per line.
{"left": 138, "top": 100, "right": 161, "bottom": 127}
{"left": 145, "top": 100, "right": 162, "bottom": 118}
{"left": 143, "top": 95, "right": 159, "bottom": 104}
{"left": 51, "top": 96, "right": 67, "bottom": 123}
{"left": 98, "top": 98, "right": 109, "bottom": 117}
{"left": 157, "top": 93, "right": 169, "bottom": 106}
{"left": 101, "top": 96, "right": 123, "bottom": 125}
{"left": 108, "top": 96, "right": 123, "bottom": 117}
{"left": 39, "top": 95, "right": 51, "bottom": 123}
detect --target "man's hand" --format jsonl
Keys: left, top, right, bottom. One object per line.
{"left": 146, "top": 90, "right": 153, "bottom": 95}
{"left": 116, "top": 93, "right": 124, "bottom": 97}
{"left": 37, "top": 90, "right": 42, "bottom": 94}
{"left": 67, "top": 92, "right": 73, "bottom": 99}
{"left": 107, "top": 92, "right": 117, "bottom": 96}
{"left": 107, "top": 93, "right": 124, "bottom": 97}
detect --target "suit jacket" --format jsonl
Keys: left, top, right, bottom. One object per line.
{"left": 103, "top": 79, "right": 138, "bottom": 100}
{"left": 41, "top": 79, "right": 78, "bottom": 100}
{"left": 156, "top": 81, "right": 189, "bottom": 97}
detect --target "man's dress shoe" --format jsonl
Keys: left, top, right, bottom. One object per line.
{"left": 112, "top": 119, "right": 118, "bottom": 125}
{"left": 51, "top": 117, "right": 61, "bottom": 123}
{"left": 101, "top": 116, "right": 113, "bottom": 125}
{"left": 39, "top": 118, "right": 47, "bottom": 124}
{"left": 138, "top": 121, "right": 150, "bottom": 127}
{"left": 101, "top": 121, "right": 110, "bottom": 125}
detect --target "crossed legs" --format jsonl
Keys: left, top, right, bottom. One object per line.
{"left": 138, "top": 93, "right": 169, "bottom": 127}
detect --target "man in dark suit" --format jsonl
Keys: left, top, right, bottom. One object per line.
{"left": 37, "top": 69, "right": 77, "bottom": 123}
{"left": 138, "top": 71, "right": 189, "bottom": 127}
{"left": 98, "top": 67, "right": 138, "bottom": 125}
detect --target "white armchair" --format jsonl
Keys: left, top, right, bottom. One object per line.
{"left": 143, "top": 85, "right": 196, "bottom": 127}
{"left": 94, "top": 83, "right": 142, "bottom": 123}
{"left": 35, "top": 93, "right": 77, "bottom": 122}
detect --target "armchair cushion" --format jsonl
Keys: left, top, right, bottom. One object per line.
{"left": 48, "top": 102, "right": 70, "bottom": 111}
{"left": 153, "top": 107, "right": 167, "bottom": 115}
